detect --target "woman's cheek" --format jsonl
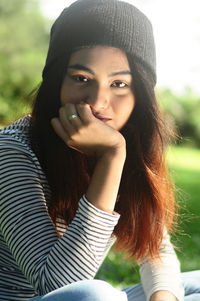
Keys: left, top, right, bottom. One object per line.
{"left": 61, "top": 87, "right": 82, "bottom": 105}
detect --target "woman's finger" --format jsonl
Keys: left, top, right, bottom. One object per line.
{"left": 59, "top": 107, "right": 76, "bottom": 134}
{"left": 76, "top": 103, "right": 95, "bottom": 124}
{"left": 51, "top": 117, "right": 70, "bottom": 145}
{"left": 61, "top": 104, "right": 83, "bottom": 130}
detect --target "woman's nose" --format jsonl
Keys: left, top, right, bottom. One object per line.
{"left": 85, "top": 85, "right": 110, "bottom": 110}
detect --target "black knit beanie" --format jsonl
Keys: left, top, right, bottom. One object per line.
{"left": 42, "top": 0, "right": 156, "bottom": 85}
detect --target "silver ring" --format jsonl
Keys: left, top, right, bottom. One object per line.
{"left": 68, "top": 114, "right": 78, "bottom": 121}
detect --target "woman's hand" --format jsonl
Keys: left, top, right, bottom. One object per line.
{"left": 51, "top": 103, "right": 125, "bottom": 157}
{"left": 51, "top": 102, "right": 126, "bottom": 213}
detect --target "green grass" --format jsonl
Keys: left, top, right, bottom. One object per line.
{"left": 168, "top": 146, "right": 200, "bottom": 272}
{"left": 96, "top": 146, "right": 200, "bottom": 287}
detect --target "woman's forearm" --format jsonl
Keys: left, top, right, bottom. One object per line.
{"left": 150, "top": 291, "right": 177, "bottom": 301}
{"left": 86, "top": 145, "right": 126, "bottom": 213}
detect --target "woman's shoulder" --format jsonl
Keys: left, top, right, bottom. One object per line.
{"left": 0, "top": 115, "right": 32, "bottom": 153}
{"left": 0, "top": 115, "right": 42, "bottom": 170}
{"left": 0, "top": 115, "right": 49, "bottom": 190}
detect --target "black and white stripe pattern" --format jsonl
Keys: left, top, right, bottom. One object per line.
{"left": 0, "top": 116, "right": 119, "bottom": 300}
{"left": 0, "top": 116, "right": 184, "bottom": 301}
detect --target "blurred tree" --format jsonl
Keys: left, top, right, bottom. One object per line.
{"left": 0, "top": 0, "right": 49, "bottom": 124}
{"left": 157, "top": 87, "right": 200, "bottom": 147}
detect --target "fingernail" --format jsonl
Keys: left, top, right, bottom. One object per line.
{"left": 50, "top": 117, "right": 57, "bottom": 124}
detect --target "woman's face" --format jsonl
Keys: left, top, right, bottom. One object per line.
{"left": 60, "top": 46, "right": 135, "bottom": 130}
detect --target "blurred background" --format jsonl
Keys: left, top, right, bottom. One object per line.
{"left": 0, "top": 0, "right": 199, "bottom": 287}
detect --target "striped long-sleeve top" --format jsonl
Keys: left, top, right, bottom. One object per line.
{"left": 0, "top": 116, "right": 184, "bottom": 301}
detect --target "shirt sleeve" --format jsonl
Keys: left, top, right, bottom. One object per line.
{"left": 0, "top": 144, "right": 120, "bottom": 295}
{"left": 139, "top": 232, "right": 184, "bottom": 301}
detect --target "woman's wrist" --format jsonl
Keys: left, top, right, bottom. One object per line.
{"left": 95, "top": 134, "right": 126, "bottom": 160}
{"left": 86, "top": 143, "right": 126, "bottom": 213}
{"left": 99, "top": 143, "right": 126, "bottom": 163}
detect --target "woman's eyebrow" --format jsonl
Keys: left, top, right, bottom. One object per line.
{"left": 68, "top": 64, "right": 132, "bottom": 77}
{"left": 68, "top": 64, "right": 95, "bottom": 75}
{"left": 109, "top": 70, "right": 132, "bottom": 77}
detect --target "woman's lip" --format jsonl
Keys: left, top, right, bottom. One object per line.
{"left": 94, "top": 115, "right": 112, "bottom": 121}
{"left": 93, "top": 113, "right": 112, "bottom": 121}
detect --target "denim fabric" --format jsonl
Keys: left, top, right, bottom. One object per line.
{"left": 31, "top": 280, "right": 127, "bottom": 301}
{"left": 31, "top": 270, "right": 200, "bottom": 300}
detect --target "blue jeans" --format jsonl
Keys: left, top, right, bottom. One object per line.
{"left": 31, "top": 270, "right": 200, "bottom": 300}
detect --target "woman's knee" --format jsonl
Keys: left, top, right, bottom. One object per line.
{"left": 32, "top": 279, "right": 127, "bottom": 301}
{"left": 66, "top": 279, "right": 127, "bottom": 301}
{"left": 185, "top": 294, "right": 200, "bottom": 301}
{"left": 182, "top": 270, "right": 200, "bottom": 294}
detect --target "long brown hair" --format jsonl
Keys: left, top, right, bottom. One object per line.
{"left": 30, "top": 53, "right": 176, "bottom": 261}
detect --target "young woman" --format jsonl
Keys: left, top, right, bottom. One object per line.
{"left": 0, "top": 0, "right": 199, "bottom": 300}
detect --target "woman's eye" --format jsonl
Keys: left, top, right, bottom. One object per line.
{"left": 112, "top": 81, "right": 128, "bottom": 88}
{"left": 73, "top": 75, "right": 89, "bottom": 83}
